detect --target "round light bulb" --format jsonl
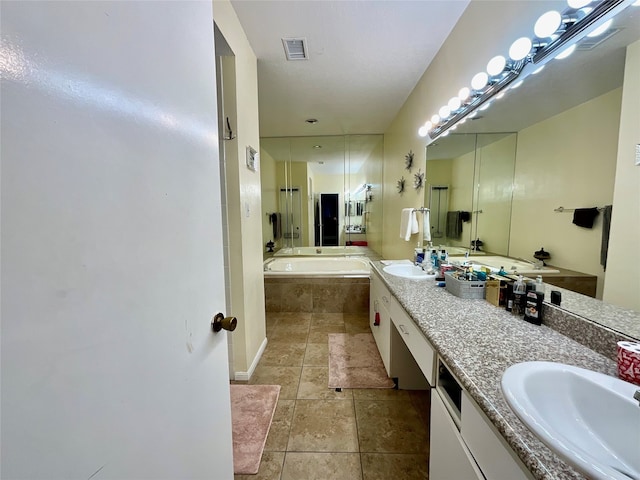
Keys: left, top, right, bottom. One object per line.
{"left": 509, "top": 37, "right": 532, "bottom": 61}
{"left": 439, "top": 105, "right": 451, "bottom": 119}
{"left": 471, "top": 71, "right": 489, "bottom": 90}
{"left": 448, "top": 96, "right": 462, "bottom": 111}
{"left": 418, "top": 126, "right": 428, "bottom": 137}
{"left": 587, "top": 19, "right": 613, "bottom": 37}
{"left": 487, "top": 55, "right": 507, "bottom": 76}
{"left": 458, "top": 87, "right": 471, "bottom": 101}
{"left": 534, "top": 11, "right": 562, "bottom": 38}
{"left": 431, "top": 114, "right": 440, "bottom": 124}
{"left": 425, "top": 121, "right": 433, "bottom": 130}
{"left": 555, "top": 43, "right": 576, "bottom": 60}
{"left": 567, "top": 0, "right": 591, "bottom": 8}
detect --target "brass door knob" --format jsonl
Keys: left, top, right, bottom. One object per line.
{"left": 212, "top": 313, "right": 238, "bottom": 332}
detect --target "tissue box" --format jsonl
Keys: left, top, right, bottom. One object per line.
{"left": 444, "top": 271, "right": 486, "bottom": 299}
{"left": 617, "top": 341, "right": 640, "bottom": 385}
{"left": 485, "top": 275, "right": 512, "bottom": 307}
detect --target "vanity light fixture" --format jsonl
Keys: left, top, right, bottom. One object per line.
{"left": 419, "top": 0, "right": 637, "bottom": 141}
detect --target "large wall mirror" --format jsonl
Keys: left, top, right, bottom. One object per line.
{"left": 425, "top": 10, "right": 639, "bottom": 339}
{"left": 425, "top": 132, "right": 517, "bottom": 256}
{"left": 260, "top": 135, "right": 384, "bottom": 254}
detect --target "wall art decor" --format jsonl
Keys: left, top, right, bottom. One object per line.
{"left": 405, "top": 150, "right": 414, "bottom": 171}
{"left": 397, "top": 176, "right": 406, "bottom": 194}
{"left": 413, "top": 169, "right": 424, "bottom": 190}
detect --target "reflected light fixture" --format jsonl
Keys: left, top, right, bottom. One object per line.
{"left": 555, "top": 43, "right": 577, "bottom": 59}
{"left": 419, "top": 0, "right": 636, "bottom": 142}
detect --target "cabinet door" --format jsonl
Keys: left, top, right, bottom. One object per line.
{"left": 461, "top": 392, "right": 533, "bottom": 480}
{"left": 370, "top": 273, "right": 392, "bottom": 374}
{"left": 390, "top": 300, "right": 436, "bottom": 386}
{"left": 430, "top": 391, "right": 484, "bottom": 480}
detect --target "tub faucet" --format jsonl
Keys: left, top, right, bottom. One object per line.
{"left": 516, "top": 257, "right": 544, "bottom": 269}
{"left": 634, "top": 389, "right": 640, "bottom": 407}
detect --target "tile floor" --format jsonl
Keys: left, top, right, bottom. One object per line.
{"left": 233, "top": 311, "right": 431, "bottom": 480}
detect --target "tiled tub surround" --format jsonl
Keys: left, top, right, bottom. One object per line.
{"left": 371, "top": 261, "right": 623, "bottom": 480}
{"left": 265, "top": 277, "right": 370, "bottom": 314}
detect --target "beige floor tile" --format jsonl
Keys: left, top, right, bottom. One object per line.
{"left": 303, "top": 343, "right": 329, "bottom": 366}
{"left": 234, "top": 451, "right": 285, "bottom": 480}
{"left": 308, "top": 324, "right": 345, "bottom": 343}
{"left": 274, "top": 312, "right": 313, "bottom": 327}
{"left": 269, "top": 324, "right": 310, "bottom": 344}
{"left": 297, "top": 366, "right": 353, "bottom": 400}
{"left": 260, "top": 342, "right": 307, "bottom": 366}
{"left": 352, "top": 388, "right": 410, "bottom": 401}
{"left": 345, "top": 322, "right": 372, "bottom": 334}
{"left": 311, "top": 313, "right": 345, "bottom": 326}
{"left": 361, "top": 453, "right": 428, "bottom": 480}
{"left": 250, "top": 365, "right": 301, "bottom": 400}
{"left": 281, "top": 453, "right": 362, "bottom": 480}
{"left": 287, "top": 399, "right": 359, "bottom": 452}
{"left": 355, "top": 399, "right": 429, "bottom": 453}
{"left": 265, "top": 399, "right": 295, "bottom": 451}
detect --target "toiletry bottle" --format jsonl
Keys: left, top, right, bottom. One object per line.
{"left": 535, "top": 275, "right": 545, "bottom": 298}
{"left": 440, "top": 249, "right": 447, "bottom": 264}
{"left": 524, "top": 290, "right": 544, "bottom": 325}
{"left": 513, "top": 275, "right": 526, "bottom": 316}
{"left": 431, "top": 249, "right": 439, "bottom": 269}
{"left": 505, "top": 283, "right": 514, "bottom": 312}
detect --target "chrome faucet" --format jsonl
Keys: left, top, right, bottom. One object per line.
{"left": 634, "top": 389, "right": 640, "bottom": 407}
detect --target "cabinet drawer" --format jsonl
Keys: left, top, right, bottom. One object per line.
{"left": 390, "top": 300, "right": 436, "bottom": 385}
{"left": 461, "top": 391, "right": 533, "bottom": 480}
{"left": 430, "top": 390, "right": 484, "bottom": 480}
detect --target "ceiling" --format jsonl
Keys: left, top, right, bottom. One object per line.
{"left": 230, "top": 1, "right": 640, "bottom": 167}
{"left": 229, "top": 0, "right": 469, "bottom": 138}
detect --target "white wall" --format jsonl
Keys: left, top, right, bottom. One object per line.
{"left": 603, "top": 40, "right": 640, "bottom": 310}
{"left": 214, "top": 0, "right": 266, "bottom": 377}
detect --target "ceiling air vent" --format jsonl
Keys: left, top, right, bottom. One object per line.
{"left": 282, "top": 37, "right": 308, "bottom": 61}
{"left": 576, "top": 28, "right": 620, "bottom": 51}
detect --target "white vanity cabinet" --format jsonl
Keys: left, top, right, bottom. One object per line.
{"left": 431, "top": 357, "right": 533, "bottom": 480}
{"left": 430, "top": 389, "right": 484, "bottom": 480}
{"left": 370, "top": 271, "right": 392, "bottom": 374}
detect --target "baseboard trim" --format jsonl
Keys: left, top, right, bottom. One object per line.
{"left": 234, "top": 336, "right": 267, "bottom": 382}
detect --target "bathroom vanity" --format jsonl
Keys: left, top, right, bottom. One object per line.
{"left": 369, "top": 262, "right": 627, "bottom": 480}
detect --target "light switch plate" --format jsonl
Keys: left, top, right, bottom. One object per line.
{"left": 635, "top": 144, "right": 640, "bottom": 166}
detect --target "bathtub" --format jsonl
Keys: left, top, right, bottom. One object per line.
{"left": 263, "top": 256, "right": 370, "bottom": 278}
{"left": 273, "top": 245, "right": 367, "bottom": 257}
{"left": 264, "top": 256, "right": 371, "bottom": 314}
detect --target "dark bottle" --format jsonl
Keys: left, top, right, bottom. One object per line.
{"left": 505, "top": 283, "right": 514, "bottom": 312}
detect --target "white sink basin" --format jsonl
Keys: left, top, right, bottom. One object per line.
{"left": 383, "top": 264, "right": 434, "bottom": 280}
{"left": 502, "top": 361, "right": 640, "bottom": 480}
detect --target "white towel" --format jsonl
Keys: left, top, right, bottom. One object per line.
{"left": 423, "top": 210, "right": 432, "bottom": 243}
{"left": 400, "top": 208, "right": 419, "bottom": 241}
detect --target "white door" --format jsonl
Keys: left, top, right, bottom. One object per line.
{"left": 1, "top": 2, "right": 233, "bottom": 479}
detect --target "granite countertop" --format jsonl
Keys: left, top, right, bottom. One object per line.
{"left": 371, "top": 261, "right": 617, "bottom": 480}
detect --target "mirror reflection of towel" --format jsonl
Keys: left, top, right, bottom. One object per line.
{"left": 600, "top": 205, "right": 612, "bottom": 269}
{"left": 446, "top": 211, "right": 462, "bottom": 238}
{"left": 572, "top": 207, "right": 599, "bottom": 228}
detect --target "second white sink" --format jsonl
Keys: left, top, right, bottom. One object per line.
{"left": 383, "top": 264, "right": 434, "bottom": 280}
{"left": 502, "top": 361, "right": 640, "bottom": 480}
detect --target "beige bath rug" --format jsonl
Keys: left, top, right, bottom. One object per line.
{"left": 328, "top": 333, "right": 395, "bottom": 389}
{"left": 230, "top": 384, "right": 280, "bottom": 475}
